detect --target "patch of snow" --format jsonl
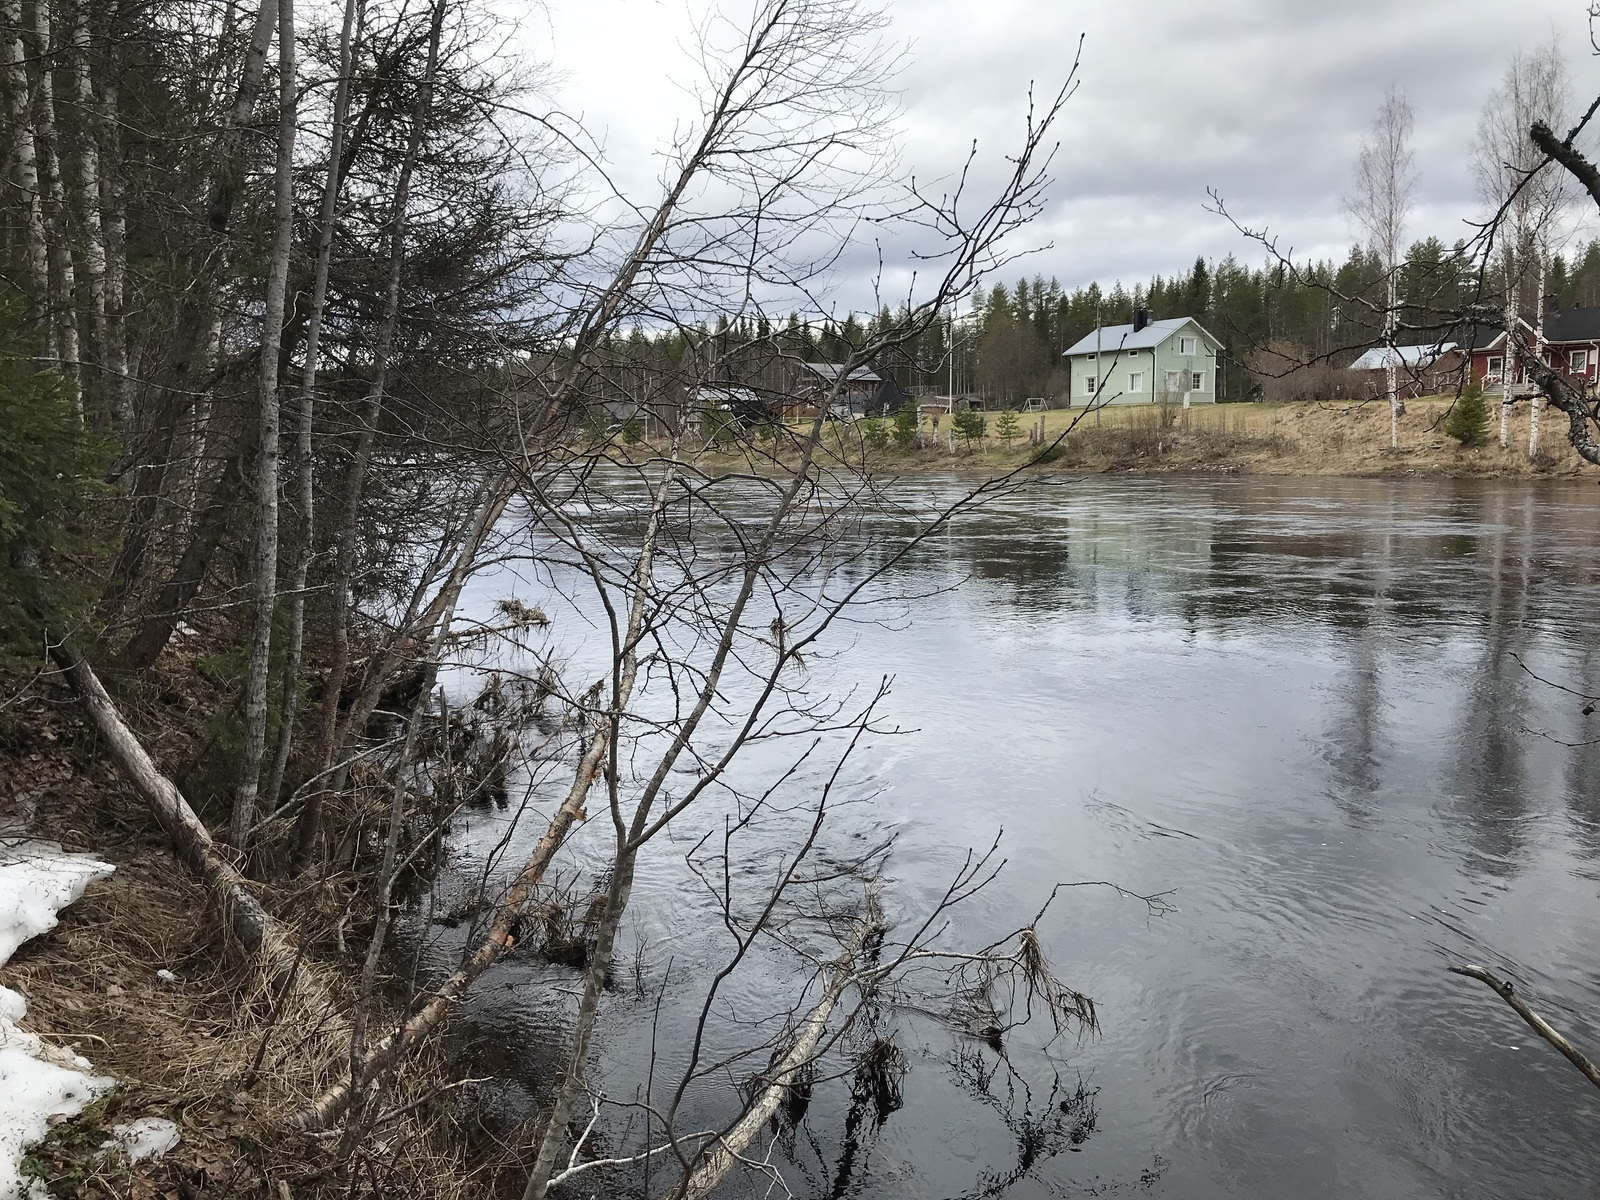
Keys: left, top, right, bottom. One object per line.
{"left": 0, "top": 840, "right": 114, "bottom": 965}
{"left": 154, "top": 969, "right": 177, "bottom": 985}
{"left": 0, "top": 841, "right": 116, "bottom": 1200}
{"left": 101, "top": 1118, "right": 179, "bottom": 1163}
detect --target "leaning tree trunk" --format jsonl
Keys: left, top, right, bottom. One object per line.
{"left": 673, "top": 894, "right": 884, "bottom": 1200}
{"left": 230, "top": 0, "right": 296, "bottom": 850}
{"left": 263, "top": 0, "right": 361, "bottom": 815}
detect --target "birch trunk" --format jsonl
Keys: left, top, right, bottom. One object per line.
{"left": 65, "top": 0, "right": 108, "bottom": 422}
{"left": 1501, "top": 254, "right": 1515, "bottom": 449}
{"left": 1530, "top": 253, "right": 1546, "bottom": 460}
{"left": 264, "top": 0, "right": 361, "bottom": 815}
{"left": 1385, "top": 273, "right": 1398, "bottom": 451}
{"left": 230, "top": 0, "right": 297, "bottom": 850}
{"left": 291, "top": 459, "right": 681, "bottom": 1135}
{"left": 673, "top": 895, "right": 883, "bottom": 1200}
{"left": 27, "top": 0, "right": 81, "bottom": 414}
{"left": 1, "top": 0, "right": 52, "bottom": 325}
{"left": 96, "top": 38, "right": 131, "bottom": 433}
{"left": 290, "top": 0, "right": 438, "bottom": 865}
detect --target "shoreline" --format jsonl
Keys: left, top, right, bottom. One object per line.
{"left": 674, "top": 397, "right": 1597, "bottom": 484}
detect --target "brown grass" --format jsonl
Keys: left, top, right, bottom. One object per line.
{"left": 0, "top": 667, "right": 508, "bottom": 1200}
{"left": 674, "top": 396, "right": 1595, "bottom": 480}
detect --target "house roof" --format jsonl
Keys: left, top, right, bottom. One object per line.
{"left": 801, "top": 362, "right": 882, "bottom": 383}
{"left": 1544, "top": 306, "right": 1600, "bottom": 342}
{"left": 1061, "top": 317, "right": 1217, "bottom": 357}
{"left": 1349, "top": 343, "right": 1457, "bottom": 371}
{"left": 1457, "top": 308, "right": 1600, "bottom": 351}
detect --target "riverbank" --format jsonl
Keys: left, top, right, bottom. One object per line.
{"left": 0, "top": 665, "right": 498, "bottom": 1200}
{"left": 683, "top": 397, "right": 1595, "bottom": 480}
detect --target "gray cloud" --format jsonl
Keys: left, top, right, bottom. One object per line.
{"left": 529, "top": 0, "right": 1598, "bottom": 310}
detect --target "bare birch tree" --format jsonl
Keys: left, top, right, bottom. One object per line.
{"left": 1345, "top": 85, "right": 1415, "bottom": 451}
{"left": 1473, "top": 40, "right": 1572, "bottom": 452}
{"left": 230, "top": 0, "right": 297, "bottom": 849}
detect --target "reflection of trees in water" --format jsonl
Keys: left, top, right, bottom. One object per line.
{"left": 944, "top": 1044, "right": 1100, "bottom": 1200}
{"left": 1324, "top": 623, "right": 1385, "bottom": 823}
{"left": 1449, "top": 492, "right": 1530, "bottom": 877}
{"left": 1558, "top": 648, "right": 1600, "bottom": 859}
{"left": 770, "top": 1030, "right": 1141, "bottom": 1200}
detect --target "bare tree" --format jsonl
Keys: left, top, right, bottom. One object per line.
{"left": 1345, "top": 85, "right": 1416, "bottom": 451}
{"left": 1473, "top": 41, "right": 1572, "bottom": 451}
{"left": 230, "top": 0, "right": 297, "bottom": 850}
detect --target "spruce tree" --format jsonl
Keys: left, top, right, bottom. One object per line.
{"left": 1444, "top": 378, "right": 1492, "bottom": 447}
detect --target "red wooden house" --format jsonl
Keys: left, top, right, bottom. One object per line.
{"left": 1466, "top": 303, "right": 1600, "bottom": 393}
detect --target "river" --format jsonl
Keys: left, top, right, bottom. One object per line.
{"left": 426, "top": 474, "right": 1600, "bottom": 1199}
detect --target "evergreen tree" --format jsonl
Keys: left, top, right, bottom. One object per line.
{"left": 1444, "top": 378, "right": 1492, "bottom": 447}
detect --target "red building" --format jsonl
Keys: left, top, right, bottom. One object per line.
{"left": 1466, "top": 304, "right": 1600, "bottom": 393}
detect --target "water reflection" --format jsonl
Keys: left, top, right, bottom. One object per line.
{"left": 437, "top": 474, "right": 1600, "bottom": 1200}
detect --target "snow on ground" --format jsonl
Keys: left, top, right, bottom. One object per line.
{"left": 0, "top": 840, "right": 117, "bottom": 1200}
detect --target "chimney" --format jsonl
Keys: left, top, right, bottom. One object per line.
{"left": 1133, "top": 307, "right": 1151, "bottom": 332}
{"left": 1544, "top": 293, "right": 1558, "bottom": 315}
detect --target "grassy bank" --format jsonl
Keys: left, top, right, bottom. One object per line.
{"left": 683, "top": 397, "right": 1594, "bottom": 480}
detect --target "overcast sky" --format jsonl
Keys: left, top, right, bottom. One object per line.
{"left": 518, "top": 0, "right": 1600, "bottom": 310}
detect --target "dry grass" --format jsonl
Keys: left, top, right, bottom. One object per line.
{"left": 674, "top": 396, "right": 1595, "bottom": 480}
{"left": 0, "top": 668, "right": 508, "bottom": 1200}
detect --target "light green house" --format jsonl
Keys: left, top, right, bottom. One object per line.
{"left": 1061, "top": 315, "right": 1223, "bottom": 405}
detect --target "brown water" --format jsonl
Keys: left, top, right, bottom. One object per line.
{"left": 429, "top": 474, "right": 1600, "bottom": 1199}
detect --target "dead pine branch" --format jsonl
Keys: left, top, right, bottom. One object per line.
{"left": 1449, "top": 963, "right": 1600, "bottom": 1091}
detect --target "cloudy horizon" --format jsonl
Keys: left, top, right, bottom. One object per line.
{"left": 515, "top": 0, "right": 1600, "bottom": 310}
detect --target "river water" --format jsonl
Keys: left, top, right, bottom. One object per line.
{"left": 429, "top": 474, "right": 1600, "bottom": 1199}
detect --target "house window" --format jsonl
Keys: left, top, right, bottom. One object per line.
{"left": 1164, "top": 370, "right": 1182, "bottom": 392}
{"left": 1191, "top": 371, "right": 1206, "bottom": 391}
{"left": 1128, "top": 350, "right": 1139, "bottom": 358}
{"left": 1085, "top": 375, "right": 1097, "bottom": 394}
{"left": 1179, "top": 336, "right": 1197, "bottom": 356}
{"left": 1573, "top": 349, "right": 1590, "bottom": 373}
{"left": 1129, "top": 372, "right": 1144, "bottom": 392}
{"left": 1486, "top": 356, "right": 1503, "bottom": 376}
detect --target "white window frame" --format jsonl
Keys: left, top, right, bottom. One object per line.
{"left": 1486, "top": 356, "right": 1503, "bottom": 376}
{"left": 1163, "top": 370, "right": 1182, "bottom": 393}
{"left": 1190, "top": 370, "right": 1206, "bottom": 392}
{"left": 1129, "top": 371, "right": 1145, "bottom": 392}
{"left": 1573, "top": 349, "right": 1590, "bottom": 373}
{"left": 1179, "top": 336, "right": 1198, "bottom": 356}
{"left": 1084, "top": 375, "right": 1097, "bottom": 395}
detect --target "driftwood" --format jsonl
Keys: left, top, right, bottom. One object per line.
{"left": 676, "top": 890, "right": 884, "bottom": 1200}
{"left": 1449, "top": 963, "right": 1600, "bottom": 1091}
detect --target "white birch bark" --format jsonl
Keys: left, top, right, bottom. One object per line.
{"left": 230, "top": 0, "right": 297, "bottom": 850}
{"left": 264, "top": 0, "right": 361, "bottom": 813}
{"left": 1, "top": 0, "right": 52, "bottom": 332}
{"left": 26, "top": 0, "right": 80, "bottom": 414}
{"left": 65, "top": 0, "right": 110, "bottom": 425}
